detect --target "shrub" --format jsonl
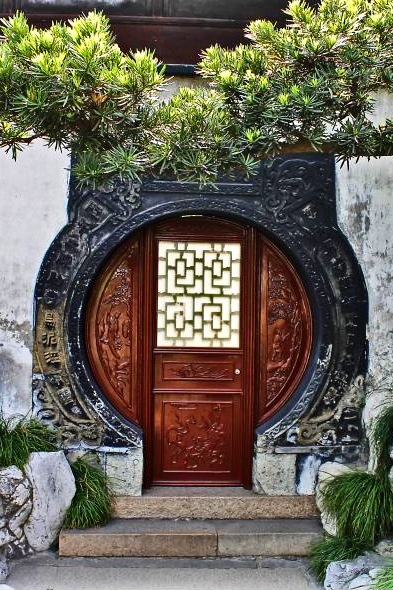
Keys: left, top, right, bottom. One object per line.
{"left": 0, "top": 414, "right": 58, "bottom": 469}
{"left": 373, "top": 563, "right": 393, "bottom": 589}
{"left": 310, "top": 397, "right": 393, "bottom": 583}
{"left": 63, "top": 457, "right": 113, "bottom": 528}
{"left": 321, "top": 470, "right": 393, "bottom": 545}
{"left": 2, "top": 1, "right": 393, "bottom": 185}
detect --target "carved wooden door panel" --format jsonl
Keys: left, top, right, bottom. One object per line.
{"left": 85, "top": 215, "right": 312, "bottom": 488}
{"left": 150, "top": 218, "right": 253, "bottom": 485}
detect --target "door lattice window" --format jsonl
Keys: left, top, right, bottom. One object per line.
{"left": 157, "top": 241, "right": 241, "bottom": 347}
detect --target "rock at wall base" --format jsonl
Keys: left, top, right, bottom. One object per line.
{"left": 0, "top": 558, "right": 8, "bottom": 583}
{"left": 24, "top": 452, "right": 75, "bottom": 551}
{"left": 324, "top": 554, "right": 386, "bottom": 590}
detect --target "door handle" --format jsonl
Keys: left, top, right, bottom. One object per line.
{"left": 234, "top": 368, "right": 241, "bottom": 375}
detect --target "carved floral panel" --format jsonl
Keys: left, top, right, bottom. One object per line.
{"left": 159, "top": 400, "right": 233, "bottom": 472}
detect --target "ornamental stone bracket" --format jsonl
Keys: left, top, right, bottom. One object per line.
{"left": 33, "top": 154, "right": 367, "bottom": 455}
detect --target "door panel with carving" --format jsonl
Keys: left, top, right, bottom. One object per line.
{"left": 85, "top": 216, "right": 312, "bottom": 488}
{"left": 151, "top": 218, "right": 249, "bottom": 485}
{"left": 154, "top": 396, "right": 241, "bottom": 482}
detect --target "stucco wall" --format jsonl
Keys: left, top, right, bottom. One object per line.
{"left": 0, "top": 142, "right": 69, "bottom": 416}
{"left": 335, "top": 93, "right": 393, "bottom": 449}
{"left": 1, "top": 95, "right": 393, "bottom": 485}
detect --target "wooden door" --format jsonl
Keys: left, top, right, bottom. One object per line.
{"left": 149, "top": 218, "right": 255, "bottom": 486}
{"left": 85, "top": 215, "right": 312, "bottom": 488}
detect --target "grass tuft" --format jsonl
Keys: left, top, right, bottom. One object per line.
{"left": 373, "top": 562, "right": 393, "bottom": 589}
{"left": 309, "top": 535, "right": 372, "bottom": 583}
{"left": 0, "top": 414, "right": 59, "bottom": 469}
{"left": 321, "top": 469, "right": 393, "bottom": 544}
{"left": 63, "top": 457, "right": 113, "bottom": 529}
{"left": 371, "top": 404, "right": 393, "bottom": 473}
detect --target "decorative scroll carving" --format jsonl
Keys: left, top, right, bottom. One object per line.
{"left": 164, "top": 402, "right": 229, "bottom": 470}
{"left": 169, "top": 364, "right": 231, "bottom": 379}
{"left": 258, "top": 157, "right": 334, "bottom": 229}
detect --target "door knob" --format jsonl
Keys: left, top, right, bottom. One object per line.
{"left": 234, "top": 368, "right": 241, "bottom": 375}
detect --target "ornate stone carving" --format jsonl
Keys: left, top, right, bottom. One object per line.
{"left": 34, "top": 154, "right": 367, "bottom": 454}
{"left": 34, "top": 179, "right": 143, "bottom": 448}
{"left": 258, "top": 157, "right": 334, "bottom": 229}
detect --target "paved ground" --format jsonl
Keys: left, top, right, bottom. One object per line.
{"left": 2, "top": 553, "right": 323, "bottom": 590}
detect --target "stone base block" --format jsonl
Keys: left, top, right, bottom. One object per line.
{"left": 253, "top": 453, "right": 297, "bottom": 495}
{"left": 105, "top": 449, "right": 143, "bottom": 497}
{"left": 216, "top": 519, "right": 321, "bottom": 557}
{"left": 60, "top": 519, "right": 217, "bottom": 557}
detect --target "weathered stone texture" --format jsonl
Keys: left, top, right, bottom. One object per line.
{"left": 324, "top": 554, "right": 386, "bottom": 590}
{"left": 253, "top": 453, "right": 297, "bottom": 495}
{"left": 0, "top": 466, "right": 33, "bottom": 562}
{"left": 105, "top": 448, "right": 143, "bottom": 497}
{"left": 347, "top": 574, "right": 372, "bottom": 590}
{"left": 376, "top": 539, "right": 393, "bottom": 555}
{"left": 0, "top": 559, "right": 9, "bottom": 584}
{"left": 0, "top": 142, "right": 68, "bottom": 418}
{"left": 24, "top": 452, "right": 75, "bottom": 551}
{"left": 336, "top": 140, "right": 393, "bottom": 457}
{"left": 296, "top": 455, "right": 322, "bottom": 495}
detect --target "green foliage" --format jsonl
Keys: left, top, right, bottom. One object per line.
{"left": 373, "top": 562, "right": 393, "bottom": 589}
{"left": 309, "top": 535, "right": 372, "bottom": 583}
{"left": 2, "top": 0, "right": 393, "bottom": 184}
{"left": 370, "top": 404, "right": 393, "bottom": 473}
{"left": 63, "top": 457, "right": 113, "bottom": 529}
{"left": 199, "top": 0, "right": 393, "bottom": 161}
{"left": 146, "top": 87, "right": 259, "bottom": 183}
{"left": 322, "top": 470, "right": 393, "bottom": 544}
{"left": 310, "top": 396, "right": 393, "bottom": 583}
{"left": 0, "top": 414, "right": 58, "bottom": 469}
{"left": 0, "top": 11, "right": 165, "bottom": 184}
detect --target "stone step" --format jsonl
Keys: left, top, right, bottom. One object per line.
{"left": 113, "top": 488, "right": 318, "bottom": 520}
{"left": 59, "top": 518, "right": 322, "bottom": 558}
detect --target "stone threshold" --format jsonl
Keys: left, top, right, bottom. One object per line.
{"left": 113, "top": 488, "right": 318, "bottom": 519}
{"left": 59, "top": 518, "right": 322, "bottom": 558}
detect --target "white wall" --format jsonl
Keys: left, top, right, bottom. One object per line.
{"left": 0, "top": 142, "right": 69, "bottom": 416}
{"left": 1, "top": 95, "right": 393, "bottom": 441}
{"left": 336, "top": 93, "right": 393, "bottom": 448}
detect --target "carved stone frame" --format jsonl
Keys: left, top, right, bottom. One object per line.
{"left": 33, "top": 154, "right": 367, "bottom": 453}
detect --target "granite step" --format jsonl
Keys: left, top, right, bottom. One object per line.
{"left": 112, "top": 488, "right": 318, "bottom": 520}
{"left": 59, "top": 518, "right": 322, "bottom": 558}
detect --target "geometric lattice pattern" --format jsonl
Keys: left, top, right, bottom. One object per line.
{"left": 157, "top": 241, "right": 241, "bottom": 347}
